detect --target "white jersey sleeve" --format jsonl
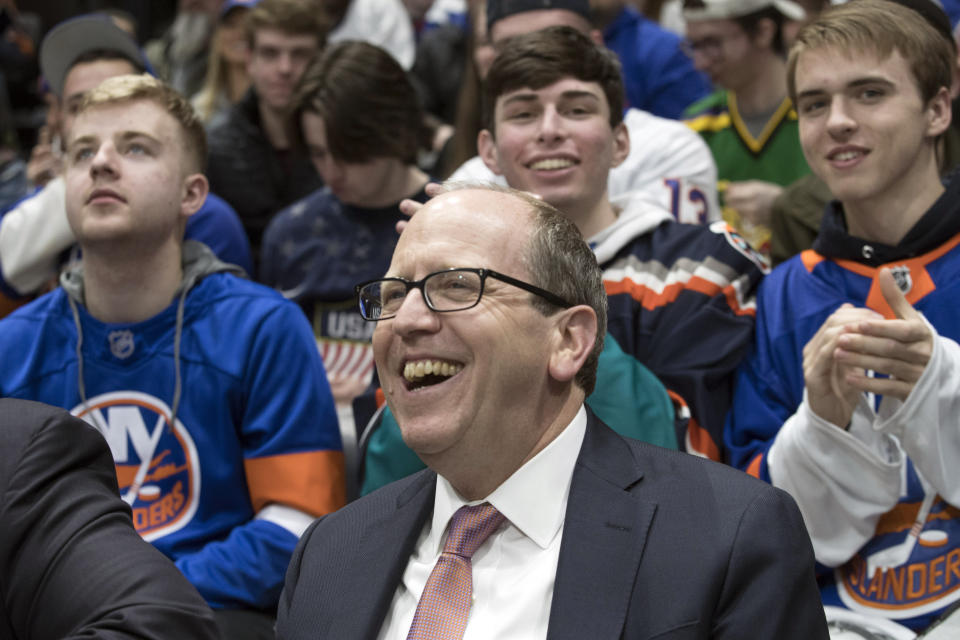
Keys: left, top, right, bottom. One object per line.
{"left": 766, "top": 321, "right": 960, "bottom": 567}
{"left": 612, "top": 109, "right": 719, "bottom": 226}
{"left": 327, "top": 0, "right": 415, "bottom": 70}
{"left": 0, "top": 176, "right": 75, "bottom": 296}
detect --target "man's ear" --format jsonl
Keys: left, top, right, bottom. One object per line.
{"left": 611, "top": 121, "right": 630, "bottom": 168}
{"left": 181, "top": 173, "right": 209, "bottom": 219}
{"left": 925, "top": 86, "right": 952, "bottom": 138}
{"left": 477, "top": 129, "right": 503, "bottom": 175}
{"left": 548, "top": 305, "right": 597, "bottom": 384}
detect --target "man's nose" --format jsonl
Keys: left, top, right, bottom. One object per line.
{"left": 826, "top": 98, "right": 857, "bottom": 137}
{"left": 90, "top": 143, "right": 118, "bottom": 177}
{"left": 391, "top": 287, "right": 441, "bottom": 336}
{"left": 537, "top": 107, "right": 566, "bottom": 142}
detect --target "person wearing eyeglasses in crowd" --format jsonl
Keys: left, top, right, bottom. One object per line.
{"left": 275, "top": 182, "right": 828, "bottom": 640}
{"left": 683, "top": 0, "right": 812, "bottom": 254}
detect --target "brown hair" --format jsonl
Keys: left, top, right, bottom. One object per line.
{"left": 786, "top": 0, "right": 954, "bottom": 105}
{"left": 245, "top": 0, "right": 327, "bottom": 48}
{"left": 482, "top": 25, "right": 625, "bottom": 134}
{"left": 76, "top": 74, "right": 207, "bottom": 173}
{"left": 292, "top": 41, "right": 430, "bottom": 164}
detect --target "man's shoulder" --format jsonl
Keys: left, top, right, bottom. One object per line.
{"left": 302, "top": 469, "right": 434, "bottom": 543}
{"left": 0, "top": 287, "right": 69, "bottom": 328}
{"left": 205, "top": 97, "right": 262, "bottom": 153}
{"left": 191, "top": 272, "right": 290, "bottom": 310}
{"left": 619, "top": 430, "right": 785, "bottom": 508}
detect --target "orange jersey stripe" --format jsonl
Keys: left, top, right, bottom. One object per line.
{"left": 745, "top": 453, "right": 763, "bottom": 479}
{"left": 245, "top": 450, "right": 346, "bottom": 517}
{"left": 605, "top": 276, "right": 755, "bottom": 317}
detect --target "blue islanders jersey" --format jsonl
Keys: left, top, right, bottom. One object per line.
{"left": 0, "top": 267, "right": 344, "bottom": 609}
{"left": 727, "top": 215, "right": 960, "bottom": 629}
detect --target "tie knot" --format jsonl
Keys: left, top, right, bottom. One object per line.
{"left": 443, "top": 503, "right": 505, "bottom": 559}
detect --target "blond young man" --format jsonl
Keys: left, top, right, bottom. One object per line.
{"left": 0, "top": 75, "right": 344, "bottom": 638}
{"left": 727, "top": 1, "right": 960, "bottom": 631}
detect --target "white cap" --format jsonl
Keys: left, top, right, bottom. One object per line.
{"left": 683, "top": 0, "right": 807, "bottom": 22}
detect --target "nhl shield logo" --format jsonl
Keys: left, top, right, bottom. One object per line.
{"left": 108, "top": 330, "right": 135, "bottom": 359}
{"left": 890, "top": 265, "right": 913, "bottom": 294}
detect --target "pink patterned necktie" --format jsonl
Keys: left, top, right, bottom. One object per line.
{"left": 406, "top": 503, "right": 506, "bottom": 640}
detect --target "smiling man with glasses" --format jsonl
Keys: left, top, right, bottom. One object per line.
{"left": 276, "top": 182, "right": 828, "bottom": 640}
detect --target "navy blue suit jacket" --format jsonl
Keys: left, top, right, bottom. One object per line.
{"left": 277, "top": 411, "right": 828, "bottom": 639}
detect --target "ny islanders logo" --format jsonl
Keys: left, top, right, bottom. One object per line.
{"left": 71, "top": 391, "right": 200, "bottom": 541}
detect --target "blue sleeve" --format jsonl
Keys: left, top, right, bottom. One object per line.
{"left": 175, "top": 520, "right": 298, "bottom": 610}
{"left": 607, "top": 16, "right": 712, "bottom": 119}
{"left": 724, "top": 276, "right": 805, "bottom": 480}
{"left": 177, "top": 300, "right": 344, "bottom": 609}
{"left": 185, "top": 192, "right": 254, "bottom": 278}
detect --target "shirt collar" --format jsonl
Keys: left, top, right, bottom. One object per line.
{"left": 429, "top": 405, "right": 587, "bottom": 552}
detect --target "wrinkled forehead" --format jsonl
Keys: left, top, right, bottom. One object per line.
{"left": 390, "top": 189, "right": 534, "bottom": 275}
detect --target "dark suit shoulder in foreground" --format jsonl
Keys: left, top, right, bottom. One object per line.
{"left": 278, "top": 414, "right": 827, "bottom": 640}
{"left": 0, "top": 398, "right": 218, "bottom": 640}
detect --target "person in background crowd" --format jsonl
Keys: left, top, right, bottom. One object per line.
{"left": 325, "top": 0, "right": 417, "bottom": 69}
{"left": 205, "top": 0, "right": 325, "bottom": 272}
{"left": 0, "top": 15, "right": 252, "bottom": 319}
{"left": 362, "top": 27, "right": 762, "bottom": 499}
{"left": 0, "top": 74, "right": 345, "bottom": 639}
{"left": 260, "top": 41, "right": 434, "bottom": 497}
{"left": 589, "top": 0, "right": 712, "bottom": 119}
{"left": 192, "top": 0, "right": 258, "bottom": 126}
{"left": 146, "top": 0, "right": 222, "bottom": 99}
{"left": 450, "top": 0, "right": 722, "bottom": 226}
{"left": 726, "top": 0, "right": 960, "bottom": 631}
{"left": 683, "top": 0, "right": 811, "bottom": 254}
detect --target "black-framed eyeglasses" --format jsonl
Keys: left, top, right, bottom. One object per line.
{"left": 354, "top": 268, "right": 573, "bottom": 321}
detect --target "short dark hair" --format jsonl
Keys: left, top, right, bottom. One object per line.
{"left": 292, "top": 41, "right": 430, "bottom": 164}
{"left": 736, "top": 6, "right": 788, "bottom": 56}
{"left": 245, "top": 0, "right": 327, "bottom": 48}
{"left": 70, "top": 49, "right": 145, "bottom": 76}
{"left": 483, "top": 25, "right": 625, "bottom": 133}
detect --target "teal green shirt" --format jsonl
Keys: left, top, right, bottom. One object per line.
{"left": 361, "top": 333, "right": 676, "bottom": 495}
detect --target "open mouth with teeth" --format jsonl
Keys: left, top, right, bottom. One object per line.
{"left": 528, "top": 158, "right": 577, "bottom": 171}
{"left": 402, "top": 359, "right": 463, "bottom": 391}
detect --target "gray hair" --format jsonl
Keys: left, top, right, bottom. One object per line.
{"left": 443, "top": 182, "right": 607, "bottom": 394}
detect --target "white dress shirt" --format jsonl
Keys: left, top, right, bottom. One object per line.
{"left": 376, "top": 406, "right": 588, "bottom": 640}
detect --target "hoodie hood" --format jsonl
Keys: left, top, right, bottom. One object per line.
{"left": 812, "top": 171, "right": 960, "bottom": 267}
{"left": 589, "top": 191, "right": 674, "bottom": 265}
{"left": 60, "top": 239, "right": 246, "bottom": 305}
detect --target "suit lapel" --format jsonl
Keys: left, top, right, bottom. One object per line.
{"left": 327, "top": 471, "right": 436, "bottom": 639}
{"left": 547, "top": 413, "right": 656, "bottom": 640}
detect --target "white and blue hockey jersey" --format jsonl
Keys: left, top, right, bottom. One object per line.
{"left": 727, "top": 176, "right": 960, "bottom": 630}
